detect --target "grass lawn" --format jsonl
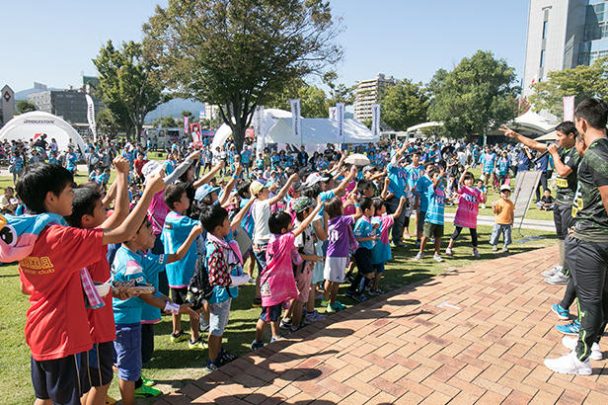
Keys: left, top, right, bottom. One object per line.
{"left": 0, "top": 221, "right": 556, "bottom": 405}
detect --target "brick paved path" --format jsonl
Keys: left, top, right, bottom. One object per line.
{"left": 157, "top": 247, "right": 608, "bottom": 404}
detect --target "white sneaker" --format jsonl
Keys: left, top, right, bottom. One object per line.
{"left": 445, "top": 247, "right": 453, "bottom": 257}
{"left": 561, "top": 336, "right": 603, "bottom": 361}
{"left": 433, "top": 254, "right": 443, "bottom": 263}
{"left": 544, "top": 351, "right": 592, "bottom": 375}
{"left": 542, "top": 265, "right": 563, "bottom": 278}
{"left": 414, "top": 252, "right": 424, "bottom": 261}
{"left": 491, "top": 245, "right": 498, "bottom": 252}
{"left": 545, "top": 271, "right": 569, "bottom": 285}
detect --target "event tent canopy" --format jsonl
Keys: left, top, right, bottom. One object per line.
{"left": 513, "top": 110, "right": 556, "bottom": 134}
{"left": 0, "top": 111, "right": 87, "bottom": 152}
{"left": 265, "top": 118, "right": 377, "bottom": 145}
{"left": 211, "top": 108, "right": 292, "bottom": 150}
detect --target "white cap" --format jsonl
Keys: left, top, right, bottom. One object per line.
{"left": 302, "top": 173, "right": 329, "bottom": 188}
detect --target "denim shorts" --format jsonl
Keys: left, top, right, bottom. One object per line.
{"left": 260, "top": 304, "right": 283, "bottom": 322}
{"left": 209, "top": 298, "right": 232, "bottom": 337}
{"left": 113, "top": 323, "right": 142, "bottom": 382}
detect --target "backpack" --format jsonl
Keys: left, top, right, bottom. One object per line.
{"left": 186, "top": 257, "right": 214, "bottom": 310}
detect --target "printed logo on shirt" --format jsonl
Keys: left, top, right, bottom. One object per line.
{"left": 21, "top": 256, "right": 54, "bottom": 275}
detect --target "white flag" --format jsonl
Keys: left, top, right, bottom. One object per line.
{"left": 254, "top": 106, "right": 266, "bottom": 152}
{"left": 336, "top": 103, "right": 345, "bottom": 143}
{"left": 85, "top": 94, "right": 97, "bottom": 142}
{"left": 329, "top": 107, "right": 337, "bottom": 121}
{"left": 563, "top": 96, "right": 575, "bottom": 121}
{"left": 372, "top": 104, "right": 381, "bottom": 137}
{"left": 290, "top": 99, "right": 302, "bottom": 145}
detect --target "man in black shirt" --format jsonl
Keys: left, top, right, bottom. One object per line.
{"left": 545, "top": 98, "right": 608, "bottom": 375}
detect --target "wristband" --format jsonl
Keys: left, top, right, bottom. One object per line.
{"left": 164, "top": 301, "right": 180, "bottom": 315}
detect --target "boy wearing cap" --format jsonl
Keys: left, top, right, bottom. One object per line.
{"left": 491, "top": 185, "right": 515, "bottom": 253}
{"left": 162, "top": 183, "right": 203, "bottom": 347}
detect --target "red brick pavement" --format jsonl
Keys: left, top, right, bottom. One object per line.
{"left": 157, "top": 247, "right": 608, "bottom": 404}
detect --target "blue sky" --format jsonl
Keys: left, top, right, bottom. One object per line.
{"left": 1, "top": 0, "right": 529, "bottom": 91}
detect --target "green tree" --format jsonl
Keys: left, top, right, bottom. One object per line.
{"left": 323, "top": 71, "right": 354, "bottom": 105}
{"left": 96, "top": 108, "right": 120, "bottom": 136}
{"left": 381, "top": 79, "right": 428, "bottom": 131}
{"left": 529, "top": 57, "right": 608, "bottom": 117}
{"left": 16, "top": 100, "right": 37, "bottom": 114}
{"left": 152, "top": 116, "right": 178, "bottom": 128}
{"left": 428, "top": 50, "right": 519, "bottom": 139}
{"left": 267, "top": 80, "right": 330, "bottom": 117}
{"left": 143, "top": 0, "right": 341, "bottom": 151}
{"left": 181, "top": 110, "right": 193, "bottom": 118}
{"left": 93, "top": 40, "right": 164, "bottom": 141}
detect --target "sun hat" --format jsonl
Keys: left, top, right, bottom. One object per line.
{"left": 302, "top": 172, "right": 329, "bottom": 188}
{"left": 293, "top": 197, "right": 314, "bottom": 214}
{"left": 500, "top": 184, "right": 511, "bottom": 192}
{"left": 141, "top": 161, "right": 163, "bottom": 181}
{"left": 249, "top": 181, "right": 266, "bottom": 197}
{"left": 194, "top": 184, "right": 222, "bottom": 201}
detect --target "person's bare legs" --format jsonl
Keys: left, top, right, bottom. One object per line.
{"left": 86, "top": 384, "right": 110, "bottom": 405}
{"left": 118, "top": 379, "right": 135, "bottom": 405}
{"left": 208, "top": 335, "right": 222, "bottom": 363}
{"left": 434, "top": 237, "right": 442, "bottom": 255}
{"left": 418, "top": 236, "right": 428, "bottom": 254}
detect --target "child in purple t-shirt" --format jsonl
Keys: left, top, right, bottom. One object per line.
{"left": 322, "top": 197, "right": 362, "bottom": 313}
{"left": 446, "top": 169, "right": 485, "bottom": 258}
{"left": 251, "top": 203, "right": 321, "bottom": 350}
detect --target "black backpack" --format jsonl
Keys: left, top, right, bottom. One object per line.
{"left": 186, "top": 258, "right": 214, "bottom": 310}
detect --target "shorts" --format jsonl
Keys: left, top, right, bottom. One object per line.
{"left": 113, "top": 323, "right": 142, "bottom": 382}
{"left": 295, "top": 262, "right": 313, "bottom": 303}
{"left": 260, "top": 304, "right": 283, "bottom": 322}
{"left": 209, "top": 298, "right": 232, "bottom": 337}
{"left": 423, "top": 222, "right": 444, "bottom": 239}
{"left": 88, "top": 342, "right": 114, "bottom": 387}
{"left": 373, "top": 262, "right": 385, "bottom": 274}
{"left": 324, "top": 257, "right": 349, "bottom": 283}
{"left": 170, "top": 287, "right": 188, "bottom": 305}
{"left": 354, "top": 248, "right": 374, "bottom": 275}
{"left": 31, "top": 353, "right": 90, "bottom": 405}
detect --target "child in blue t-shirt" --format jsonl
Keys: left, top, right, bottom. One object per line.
{"left": 415, "top": 166, "right": 446, "bottom": 262}
{"left": 347, "top": 197, "right": 377, "bottom": 302}
{"left": 161, "top": 183, "right": 203, "bottom": 347}
{"left": 112, "top": 219, "right": 200, "bottom": 404}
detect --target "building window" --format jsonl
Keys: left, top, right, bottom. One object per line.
{"left": 540, "top": 50, "right": 545, "bottom": 68}
{"left": 594, "top": 3, "right": 605, "bottom": 21}
{"left": 542, "top": 20, "right": 548, "bottom": 39}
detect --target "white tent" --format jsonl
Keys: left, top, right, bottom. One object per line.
{"left": 210, "top": 108, "right": 292, "bottom": 150}
{"left": 0, "top": 111, "right": 87, "bottom": 152}
{"left": 535, "top": 131, "right": 557, "bottom": 142}
{"left": 406, "top": 121, "right": 444, "bottom": 133}
{"left": 513, "top": 110, "right": 557, "bottom": 133}
{"left": 265, "top": 118, "right": 377, "bottom": 145}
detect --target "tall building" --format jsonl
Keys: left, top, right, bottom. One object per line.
{"left": 354, "top": 73, "right": 396, "bottom": 122}
{"left": 523, "top": 0, "right": 608, "bottom": 96}
{"left": 27, "top": 89, "right": 103, "bottom": 125}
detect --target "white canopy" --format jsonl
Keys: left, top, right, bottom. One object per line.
{"left": 406, "top": 121, "right": 444, "bottom": 133}
{"left": 535, "top": 131, "right": 557, "bottom": 142}
{"left": 0, "top": 111, "right": 87, "bottom": 152}
{"left": 513, "top": 110, "right": 557, "bottom": 133}
{"left": 211, "top": 108, "right": 292, "bottom": 150}
{"left": 265, "top": 118, "right": 377, "bottom": 145}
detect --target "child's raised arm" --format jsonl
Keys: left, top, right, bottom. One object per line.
{"left": 380, "top": 177, "right": 391, "bottom": 200}
{"left": 166, "top": 224, "right": 203, "bottom": 264}
{"left": 101, "top": 157, "right": 131, "bottom": 230}
{"left": 332, "top": 166, "right": 357, "bottom": 197}
{"left": 230, "top": 197, "right": 256, "bottom": 231}
{"left": 193, "top": 160, "right": 224, "bottom": 189}
{"left": 219, "top": 163, "right": 242, "bottom": 207}
{"left": 391, "top": 196, "right": 407, "bottom": 220}
{"left": 293, "top": 203, "right": 323, "bottom": 238}
{"left": 267, "top": 173, "right": 298, "bottom": 206}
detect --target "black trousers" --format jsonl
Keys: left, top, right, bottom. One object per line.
{"left": 565, "top": 236, "right": 608, "bottom": 361}
{"left": 535, "top": 172, "right": 549, "bottom": 201}
{"left": 141, "top": 324, "right": 155, "bottom": 365}
{"left": 450, "top": 226, "right": 478, "bottom": 247}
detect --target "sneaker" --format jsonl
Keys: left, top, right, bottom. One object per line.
{"left": 279, "top": 318, "right": 292, "bottom": 330}
{"left": 414, "top": 252, "right": 424, "bottom": 261}
{"left": 472, "top": 248, "right": 480, "bottom": 258}
{"left": 561, "top": 336, "right": 603, "bottom": 361}
{"left": 433, "top": 254, "right": 443, "bottom": 263}
{"left": 351, "top": 293, "right": 368, "bottom": 303}
{"left": 501, "top": 247, "right": 509, "bottom": 254}
{"left": 544, "top": 351, "right": 592, "bottom": 375}
{"left": 250, "top": 340, "right": 265, "bottom": 351}
{"left": 334, "top": 300, "right": 346, "bottom": 310}
{"left": 218, "top": 349, "right": 238, "bottom": 364}
{"left": 188, "top": 337, "right": 205, "bottom": 350}
{"left": 555, "top": 320, "right": 581, "bottom": 336}
{"left": 206, "top": 360, "right": 219, "bottom": 372}
{"left": 546, "top": 272, "right": 569, "bottom": 285}
{"left": 542, "top": 265, "right": 563, "bottom": 278}
{"left": 492, "top": 245, "right": 498, "bottom": 252}
{"left": 170, "top": 330, "right": 190, "bottom": 343}
{"left": 134, "top": 384, "right": 163, "bottom": 398}
{"left": 105, "top": 395, "right": 118, "bottom": 405}
{"left": 305, "top": 310, "right": 326, "bottom": 323}
{"left": 141, "top": 375, "right": 156, "bottom": 387}
{"left": 445, "top": 247, "right": 454, "bottom": 257}
{"left": 326, "top": 303, "right": 337, "bottom": 313}
{"left": 199, "top": 318, "right": 210, "bottom": 333}
{"left": 551, "top": 304, "right": 571, "bottom": 320}
{"left": 270, "top": 336, "right": 282, "bottom": 344}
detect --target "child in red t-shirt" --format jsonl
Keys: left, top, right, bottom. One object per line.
{"left": 14, "top": 162, "right": 165, "bottom": 405}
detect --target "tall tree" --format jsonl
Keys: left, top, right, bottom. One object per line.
{"left": 381, "top": 79, "right": 428, "bottom": 131}
{"left": 143, "top": 0, "right": 341, "bottom": 151}
{"left": 93, "top": 40, "right": 164, "bottom": 141}
{"left": 428, "top": 50, "right": 519, "bottom": 139}
{"left": 323, "top": 71, "right": 354, "bottom": 105}
{"left": 16, "top": 100, "right": 37, "bottom": 114}
{"left": 266, "top": 79, "right": 330, "bottom": 117}
{"left": 529, "top": 57, "right": 608, "bottom": 117}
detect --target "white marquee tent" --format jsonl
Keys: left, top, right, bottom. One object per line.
{"left": 265, "top": 117, "right": 377, "bottom": 145}
{"left": 0, "top": 111, "right": 87, "bottom": 152}
{"left": 211, "top": 108, "right": 292, "bottom": 150}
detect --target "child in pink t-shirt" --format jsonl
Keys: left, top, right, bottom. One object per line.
{"left": 251, "top": 202, "right": 322, "bottom": 350}
{"left": 446, "top": 169, "right": 486, "bottom": 258}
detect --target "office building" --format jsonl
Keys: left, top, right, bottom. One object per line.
{"left": 27, "top": 89, "right": 103, "bottom": 125}
{"left": 354, "top": 73, "right": 395, "bottom": 122}
{"left": 523, "top": 0, "right": 608, "bottom": 96}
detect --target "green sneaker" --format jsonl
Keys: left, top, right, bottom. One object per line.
{"left": 170, "top": 330, "right": 190, "bottom": 343}
{"left": 141, "top": 375, "right": 156, "bottom": 387}
{"left": 326, "top": 303, "right": 336, "bottom": 313}
{"left": 334, "top": 300, "right": 346, "bottom": 310}
{"left": 134, "top": 384, "right": 163, "bottom": 398}
{"left": 320, "top": 299, "right": 329, "bottom": 307}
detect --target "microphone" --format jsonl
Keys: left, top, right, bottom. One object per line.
{"left": 533, "top": 144, "right": 554, "bottom": 164}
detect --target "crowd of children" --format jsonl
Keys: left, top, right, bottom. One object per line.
{"left": 3, "top": 137, "right": 522, "bottom": 405}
